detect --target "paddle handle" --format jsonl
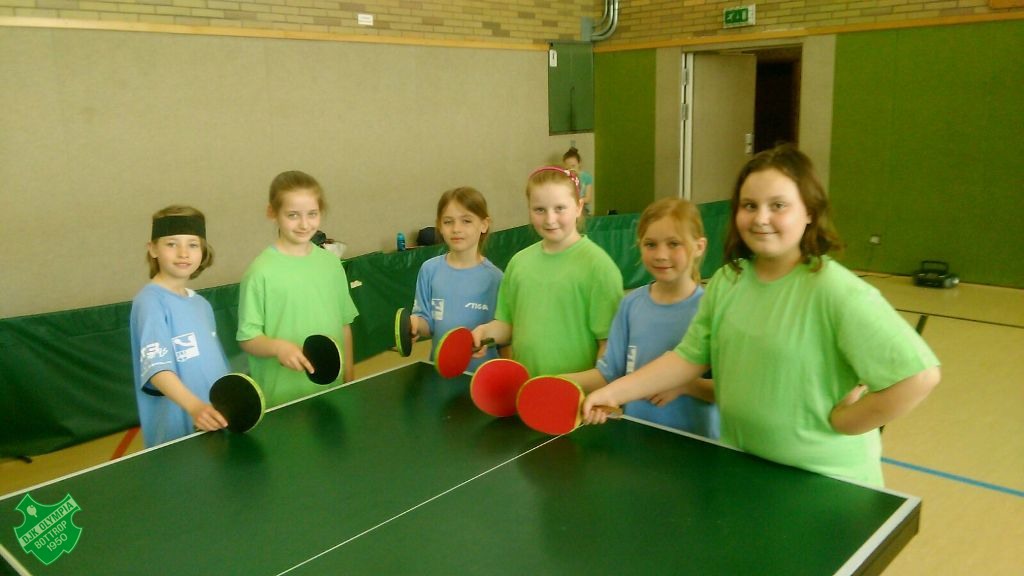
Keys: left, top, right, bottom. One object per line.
{"left": 472, "top": 337, "right": 496, "bottom": 352}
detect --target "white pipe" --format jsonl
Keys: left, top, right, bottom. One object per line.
{"left": 591, "top": 0, "right": 618, "bottom": 41}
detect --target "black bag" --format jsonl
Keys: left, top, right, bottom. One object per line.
{"left": 416, "top": 227, "right": 439, "bottom": 246}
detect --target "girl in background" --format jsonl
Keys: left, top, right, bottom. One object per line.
{"left": 410, "top": 187, "right": 503, "bottom": 372}
{"left": 562, "top": 147, "right": 594, "bottom": 216}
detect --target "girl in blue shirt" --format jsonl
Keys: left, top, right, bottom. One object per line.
{"left": 563, "top": 198, "right": 718, "bottom": 437}
{"left": 410, "top": 187, "right": 503, "bottom": 372}
{"left": 130, "top": 206, "right": 230, "bottom": 447}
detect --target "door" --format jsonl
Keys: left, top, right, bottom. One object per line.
{"left": 682, "top": 53, "right": 756, "bottom": 203}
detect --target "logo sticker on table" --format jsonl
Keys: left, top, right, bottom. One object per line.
{"left": 12, "top": 493, "right": 83, "bottom": 565}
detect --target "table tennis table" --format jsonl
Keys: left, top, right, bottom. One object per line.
{"left": 1, "top": 362, "right": 920, "bottom": 575}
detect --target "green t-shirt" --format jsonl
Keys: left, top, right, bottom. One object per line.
{"left": 496, "top": 237, "right": 623, "bottom": 375}
{"left": 676, "top": 258, "right": 938, "bottom": 486}
{"left": 237, "top": 245, "right": 359, "bottom": 407}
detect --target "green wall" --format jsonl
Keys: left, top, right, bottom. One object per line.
{"left": 830, "top": 20, "right": 1024, "bottom": 287}
{"left": 594, "top": 49, "right": 657, "bottom": 215}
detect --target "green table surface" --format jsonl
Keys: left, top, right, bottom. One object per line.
{"left": 1, "top": 362, "right": 918, "bottom": 575}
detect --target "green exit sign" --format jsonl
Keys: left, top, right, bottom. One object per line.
{"left": 723, "top": 5, "right": 756, "bottom": 28}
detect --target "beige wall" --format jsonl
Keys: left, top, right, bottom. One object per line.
{"left": 0, "top": 26, "right": 592, "bottom": 317}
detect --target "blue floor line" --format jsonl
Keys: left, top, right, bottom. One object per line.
{"left": 881, "top": 457, "right": 1024, "bottom": 498}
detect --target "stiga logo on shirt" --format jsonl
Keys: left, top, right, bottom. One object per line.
{"left": 172, "top": 332, "right": 199, "bottom": 362}
{"left": 464, "top": 303, "right": 490, "bottom": 311}
{"left": 13, "top": 493, "right": 83, "bottom": 566}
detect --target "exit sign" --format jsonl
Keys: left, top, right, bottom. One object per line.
{"left": 723, "top": 5, "right": 756, "bottom": 28}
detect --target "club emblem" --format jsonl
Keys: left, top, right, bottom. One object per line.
{"left": 13, "top": 493, "right": 82, "bottom": 565}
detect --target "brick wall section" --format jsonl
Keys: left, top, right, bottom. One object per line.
{"left": 0, "top": 0, "right": 1020, "bottom": 45}
{"left": 603, "top": 0, "right": 1018, "bottom": 47}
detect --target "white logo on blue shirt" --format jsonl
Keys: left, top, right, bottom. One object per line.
{"left": 431, "top": 299, "right": 445, "bottom": 321}
{"left": 140, "top": 342, "right": 170, "bottom": 374}
{"left": 464, "top": 303, "right": 490, "bottom": 311}
{"left": 172, "top": 332, "right": 200, "bottom": 363}
{"left": 626, "top": 345, "right": 637, "bottom": 374}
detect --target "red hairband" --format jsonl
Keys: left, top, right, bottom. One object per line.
{"left": 528, "top": 166, "right": 580, "bottom": 195}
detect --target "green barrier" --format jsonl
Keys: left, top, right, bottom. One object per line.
{"left": 0, "top": 284, "right": 245, "bottom": 458}
{"left": 0, "top": 207, "right": 730, "bottom": 458}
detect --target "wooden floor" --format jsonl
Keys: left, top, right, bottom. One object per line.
{"left": 2, "top": 275, "right": 1021, "bottom": 574}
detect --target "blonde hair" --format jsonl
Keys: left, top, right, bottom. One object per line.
{"left": 637, "top": 198, "right": 706, "bottom": 283}
{"left": 436, "top": 187, "right": 491, "bottom": 255}
{"left": 146, "top": 205, "right": 214, "bottom": 279}
{"left": 268, "top": 170, "right": 327, "bottom": 214}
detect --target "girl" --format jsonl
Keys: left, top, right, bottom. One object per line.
{"left": 410, "top": 187, "right": 503, "bottom": 373}
{"left": 472, "top": 166, "right": 622, "bottom": 376}
{"left": 237, "top": 170, "right": 359, "bottom": 407}
{"left": 562, "top": 147, "right": 594, "bottom": 216}
{"left": 563, "top": 198, "right": 719, "bottom": 437}
{"left": 130, "top": 206, "right": 229, "bottom": 447}
{"left": 583, "top": 145, "right": 940, "bottom": 486}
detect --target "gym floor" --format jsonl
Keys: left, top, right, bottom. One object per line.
{"left": 2, "top": 274, "right": 1021, "bottom": 575}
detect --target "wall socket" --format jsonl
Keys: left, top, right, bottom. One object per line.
{"left": 869, "top": 234, "right": 881, "bottom": 245}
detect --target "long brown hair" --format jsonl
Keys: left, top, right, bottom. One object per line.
{"left": 724, "top": 144, "right": 842, "bottom": 273}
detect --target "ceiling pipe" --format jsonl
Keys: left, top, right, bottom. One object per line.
{"left": 590, "top": 0, "right": 619, "bottom": 42}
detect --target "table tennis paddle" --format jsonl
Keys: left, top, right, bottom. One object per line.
{"left": 303, "top": 334, "right": 342, "bottom": 385}
{"left": 395, "top": 307, "right": 413, "bottom": 357}
{"left": 434, "top": 327, "right": 494, "bottom": 378}
{"left": 209, "top": 373, "right": 266, "bottom": 433}
{"left": 516, "top": 376, "right": 622, "bottom": 435}
{"left": 470, "top": 359, "right": 530, "bottom": 417}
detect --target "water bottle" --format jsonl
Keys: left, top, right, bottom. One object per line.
{"left": 396, "top": 232, "right": 406, "bottom": 251}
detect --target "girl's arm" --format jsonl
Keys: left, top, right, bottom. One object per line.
{"left": 582, "top": 352, "right": 711, "bottom": 424}
{"left": 471, "top": 320, "right": 512, "bottom": 356}
{"left": 830, "top": 366, "right": 940, "bottom": 435}
{"left": 239, "top": 335, "right": 314, "bottom": 374}
{"left": 560, "top": 368, "right": 609, "bottom": 393}
{"left": 149, "top": 371, "right": 227, "bottom": 431}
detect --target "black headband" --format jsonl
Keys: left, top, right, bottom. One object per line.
{"left": 151, "top": 215, "right": 206, "bottom": 240}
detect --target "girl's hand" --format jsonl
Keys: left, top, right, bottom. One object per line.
{"left": 470, "top": 326, "right": 489, "bottom": 358}
{"left": 581, "top": 388, "right": 620, "bottom": 425}
{"left": 829, "top": 385, "right": 868, "bottom": 433}
{"left": 275, "top": 340, "right": 315, "bottom": 374}
{"left": 191, "top": 403, "right": 228, "bottom": 431}
{"left": 409, "top": 316, "right": 422, "bottom": 340}
{"left": 838, "top": 384, "right": 868, "bottom": 407}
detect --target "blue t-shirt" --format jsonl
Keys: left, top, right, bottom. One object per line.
{"left": 130, "top": 283, "right": 231, "bottom": 447}
{"left": 597, "top": 284, "right": 719, "bottom": 437}
{"left": 412, "top": 254, "right": 503, "bottom": 372}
